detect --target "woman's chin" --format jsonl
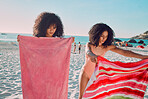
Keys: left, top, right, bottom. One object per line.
{"left": 46, "top": 34, "right": 53, "bottom": 37}
{"left": 99, "top": 42, "right": 103, "bottom": 46}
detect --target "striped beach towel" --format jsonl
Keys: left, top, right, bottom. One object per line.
{"left": 83, "top": 56, "right": 148, "bottom": 99}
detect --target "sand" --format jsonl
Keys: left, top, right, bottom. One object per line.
{"left": 0, "top": 42, "right": 148, "bottom": 99}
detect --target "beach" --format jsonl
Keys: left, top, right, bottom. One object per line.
{"left": 0, "top": 41, "right": 148, "bottom": 99}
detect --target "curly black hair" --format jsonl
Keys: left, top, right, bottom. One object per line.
{"left": 89, "top": 23, "right": 114, "bottom": 47}
{"left": 33, "top": 12, "right": 64, "bottom": 37}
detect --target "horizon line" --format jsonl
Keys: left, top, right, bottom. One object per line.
{"left": 0, "top": 32, "right": 137, "bottom": 38}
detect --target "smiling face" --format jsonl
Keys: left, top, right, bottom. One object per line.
{"left": 46, "top": 24, "right": 57, "bottom": 37}
{"left": 99, "top": 31, "right": 108, "bottom": 46}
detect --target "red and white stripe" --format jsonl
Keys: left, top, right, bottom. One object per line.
{"left": 83, "top": 56, "right": 148, "bottom": 99}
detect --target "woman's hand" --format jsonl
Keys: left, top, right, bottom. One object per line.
{"left": 87, "top": 50, "right": 98, "bottom": 63}
{"left": 72, "top": 37, "right": 75, "bottom": 43}
{"left": 142, "top": 55, "right": 148, "bottom": 60}
{"left": 17, "top": 35, "right": 20, "bottom": 42}
{"left": 85, "top": 42, "right": 98, "bottom": 63}
{"left": 89, "top": 55, "right": 98, "bottom": 63}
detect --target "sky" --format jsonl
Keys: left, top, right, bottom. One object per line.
{"left": 0, "top": 0, "right": 148, "bottom": 38}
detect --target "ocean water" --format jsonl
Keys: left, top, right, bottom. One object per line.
{"left": 0, "top": 33, "right": 148, "bottom": 46}
{"left": 0, "top": 33, "right": 148, "bottom": 99}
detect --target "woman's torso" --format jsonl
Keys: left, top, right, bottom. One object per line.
{"left": 82, "top": 44, "right": 108, "bottom": 78}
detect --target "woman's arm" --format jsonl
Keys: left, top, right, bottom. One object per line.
{"left": 109, "top": 45, "right": 148, "bottom": 59}
{"left": 79, "top": 70, "right": 89, "bottom": 99}
{"left": 71, "top": 37, "right": 75, "bottom": 43}
{"left": 79, "top": 43, "right": 97, "bottom": 99}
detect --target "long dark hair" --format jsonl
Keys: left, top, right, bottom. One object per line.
{"left": 33, "top": 12, "right": 64, "bottom": 37}
{"left": 89, "top": 23, "right": 114, "bottom": 47}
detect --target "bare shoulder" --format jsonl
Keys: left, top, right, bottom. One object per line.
{"left": 86, "top": 42, "right": 89, "bottom": 46}
{"left": 86, "top": 42, "right": 92, "bottom": 46}
{"left": 107, "top": 45, "right": 116, "bottom": 51}
{"left": 86, "top": 42, "right": 93, "bottom": 49}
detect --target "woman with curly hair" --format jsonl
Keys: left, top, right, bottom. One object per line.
{"left": 33, "top": 12, "right": 64, "bottom": 37}
{"left": 17, "top": 12, "right": 74, "bottom": 98}
{"left": 18, "top": 12, "right": 74, "bottom": 40}
{"left": 79, "top": 23, "right": 148, "bottom": 99}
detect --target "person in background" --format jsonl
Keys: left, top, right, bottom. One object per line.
{"left": 73, "top": 42, "right": 76, "bottom": 53}
{"left": 78, "top": 42, "right": 81, "bottom": 54}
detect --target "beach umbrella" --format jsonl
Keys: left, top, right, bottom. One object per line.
{"left": 137, "top": 45, "right": 144, "bottom": 49}
{"left": 138, "top": 40, "right": 144, "bottom": 44}
{"left": 127, "top": 39, "right": 137, "bottom": 43}
{"left": 114, "top": 38, "right": 122, "bottom": 42}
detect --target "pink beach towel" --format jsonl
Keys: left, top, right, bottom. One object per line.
{"left": 18, "top": 35, "right": 73, "bottom": 99}
{"left": 83, "top": 56, "right": 148, "bottom": 99}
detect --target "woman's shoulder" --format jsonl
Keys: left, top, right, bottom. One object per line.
{"left": 106, "top": 45, "right": 116, "bottom": 50}
{"left": 86, "top": 42, "right": 94, "bottom": 48}
{"left": 86, "top": 42, "right": 90, "bottom": 46}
